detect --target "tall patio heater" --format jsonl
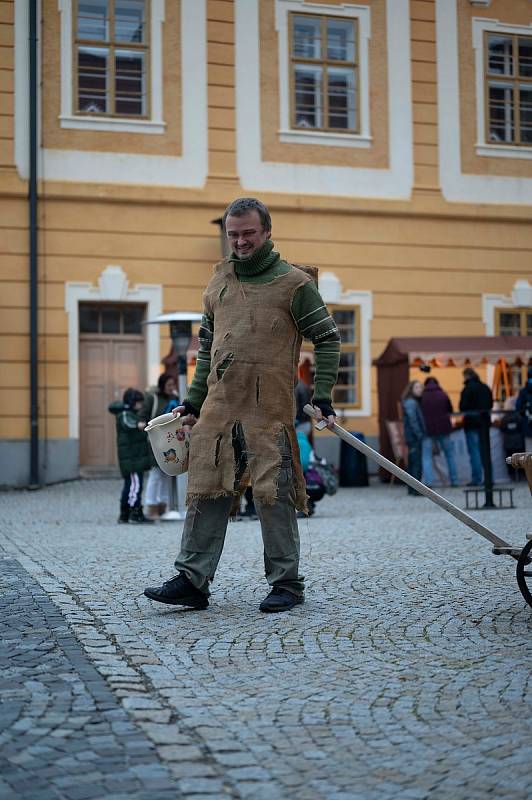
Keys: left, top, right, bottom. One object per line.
{"left": 144, "top": 312, "right": 202, "bottom": 520}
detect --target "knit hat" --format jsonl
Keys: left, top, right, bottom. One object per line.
{"left": 123, "top": 388, "right": 144, "bottom": 408}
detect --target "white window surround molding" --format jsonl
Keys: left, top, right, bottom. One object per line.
{"left": 319, "top": 271, "right": 373, "bottom": 417}
{"left": 472, "top": 17, "right": 532, "bottom": 160}
{"left": 58, "top": 0, "right": 166, "bottom": 134}
{"left": 65, "top": 266, "right": 163, "bottom": 439}
{"left": 482, "top": 280, "right": 532, "bottom": 335}
{"left": 235, "top": 0, "right": 413, "bottom": 199}
{"left": 14, "top": 0, "right": 208, "bottom": 186}
{"left": 275, "top": 0, "right": 371, "bottom": 149}
{"left": 435, "top": 0, "right": 532, "bottom": 204}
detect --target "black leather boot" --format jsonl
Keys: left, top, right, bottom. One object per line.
{"left": 129, "top": 507, "right": 155, "bottom": 525}
{"left": 144, "top": 573, "right": 209, "bottom": 609}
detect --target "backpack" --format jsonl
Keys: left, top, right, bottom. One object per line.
{"left": 309, "top": 461, "right": 338, "bottom": 496}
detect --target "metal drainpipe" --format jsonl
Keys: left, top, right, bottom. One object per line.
{"left": 29, "top": 0, "right": 39, "bottom": 488}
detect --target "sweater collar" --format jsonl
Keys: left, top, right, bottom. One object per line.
{"left": 228, "top": 239, "right": 280, "bottom": 276}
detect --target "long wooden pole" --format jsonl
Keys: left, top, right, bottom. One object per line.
{"left": 303, "top": 404, "right": 511, "bottom": 551}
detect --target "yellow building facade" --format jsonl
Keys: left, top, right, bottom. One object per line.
{"left": 1, "top": 0, "right": 531, "bottom": 485}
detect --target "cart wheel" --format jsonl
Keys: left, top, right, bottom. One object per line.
{"left": 516, "top": 538, "right": 532, "bottom": 609}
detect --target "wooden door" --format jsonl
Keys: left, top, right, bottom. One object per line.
{"left": 79, "top": 336, "right": 145, "bottom": 466}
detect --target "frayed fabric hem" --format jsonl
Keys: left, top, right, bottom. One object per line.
{"left": 186, "top": 490, "right": 239, "bottom": 506}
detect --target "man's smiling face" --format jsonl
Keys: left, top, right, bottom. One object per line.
{"left": 225, "top": 210, "right": 271, "bottom": 259}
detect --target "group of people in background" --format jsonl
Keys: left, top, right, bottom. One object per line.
{"left": 108, "top": 372, "right": 179, "bottom": 524}
{"left": 108, "top": 363, "right": 532, "bottom": 517}
{"left": 108, "top": 371, "right": 337, "bottom": 525}
{"left": 401, "top": 366, "right": 532, "bottom": 493}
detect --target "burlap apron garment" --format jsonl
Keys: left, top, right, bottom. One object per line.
{"left": 186, "top": 261, "right": 314, "bottom": 512}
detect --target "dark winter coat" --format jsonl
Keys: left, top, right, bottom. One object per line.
{"left": 500, "top": 410, "right": 526, "bottom": 453}
{"left": 420, "top": 384, "right": 453, "bottom": 436}
{"left": 402, "top": 397, "right": 426, "bottom": 446}
{"left": 516, "top": 381, "right": 532, "bottom": 437}
{"left": 108, "top": 402, "right": 152, "bottom": 478}
{"left": 459, "top": 377, "right": 493, "bottom": 430}
{"left": 139, "top": 388, "right": 179, "bottom": 423}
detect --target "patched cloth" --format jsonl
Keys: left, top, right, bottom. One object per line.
{"left": 186, "top": 260, "right": 314, "bottom": 512}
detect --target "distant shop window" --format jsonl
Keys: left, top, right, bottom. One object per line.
{"left": 79, "top": 304, "right": 144, "bottom": 334}
{"left": 290, "top": 13, "right": 358, "bottom": 133}
{"left": 485, "top": 32, "right": 532, "bottom": 147}
{"left": 330, "top": 306, "right": 360, "bottom": 408}
{"left": 75, "top": 0, "right": 148, "bottom": 117}
{"left": 495, "top": 307, "right": 532, "bottom": 392}
{"left": 496, "top": 308, "right": 532, "bottom": 336}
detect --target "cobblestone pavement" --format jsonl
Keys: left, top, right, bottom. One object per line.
{"left": 1, "top": 479, "right": 532, "bottom": 800}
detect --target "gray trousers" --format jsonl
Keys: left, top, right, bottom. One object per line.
{"left": 174, "top": 427, "right": 304, "bottom": 597}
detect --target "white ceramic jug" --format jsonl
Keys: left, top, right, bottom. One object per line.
{"left": 145, "top": 412, "right": 190, "bottom": 476}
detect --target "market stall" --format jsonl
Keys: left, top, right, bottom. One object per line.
{"left": 373, "top": 336, "right": 532, "bottom": 472}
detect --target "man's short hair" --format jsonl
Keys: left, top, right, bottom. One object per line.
{"left": 222, "top": 197, "right": 272, "bottom": 233}
{"left": 463, "top": 367, "right": 478, "bottom": 381}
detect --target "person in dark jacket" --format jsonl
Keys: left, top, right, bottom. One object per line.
{"left": 500, "top": 396, "right": 526, "bottom": 481}
{"left": 401, "top": 380, "right": 425, "bottom": 495}
{"left": 109, "top": 388, "right": 154, "bottom": 525}
{"left": 459, "top": 368, "right": 493, "bottom": 486}
{"left": 420, "top": 377, "right": 458, "bottom": 487}
{"left": 516, "top": 366, "right": 532, "bottom": 444}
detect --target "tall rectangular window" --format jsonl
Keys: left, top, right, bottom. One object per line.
{"left": 290, "top": 13, "right": 358, "bottom": 133}
{"left": 75, "top": 0, "right": 148, "bottom": 116}
{"left": 495, "top": 308, "right": 532, "bottom": 393}
{"left": 485, "top": 32, "right": 532, "bottom": 146}
{"left": 330, "top": 307, "right": 360, "bottom": 408}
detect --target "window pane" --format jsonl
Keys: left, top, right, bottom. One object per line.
{"left": 101, "top": 308, "right": 121, "bottom": 333}
{"left": 77, "top": 0, "right": 109, "bottom": 40}
{"left": 293, "top": 16, "right": 321, "bottom": 59}
{"left": 488, "top": 35, "right": 514, "bottom": 76}
{"left": 334, "top": 353, "right": 357, "bottom": 405}
{"left": 79, "top": 306, "right": 99, "bottom": 333}
{"left": 333, "top": 310, "right": 356, "bottom": 343}
{"left": 294, "top": 65, "right": 323, "bottom": 128}
{"left": 328, "top": 67, "right": 356, "bottom": 129}
{"left": 488, "top": 82, "right": 514, "bottom": 143}
{"left": 78, "top": 47, "right": 108, "bottom": 113}
{"left": 115, "top": 0, "right": 146, "bottom": 43}
{"left": 527, "top": 314, "right": 532, "bottom": 336}
{"left": 123, "top": 306, "right": 144, "bottom": 334}
{"left": 518, "top": 37, "right": 532, "bottom": 78}
{"left": 520, "top": 86, "right": 532, "bottom": 143}
{"left": 499, "top": 312, "right": 521, "bottom": 336}
{"left": 115, "top": 50, "right": 145, "bottom": 115}
{"left": 327, "top": 19, "right": 355, "bottom": 62}
{"left": 334, "top": 386, "right": 357, "bottom": 404}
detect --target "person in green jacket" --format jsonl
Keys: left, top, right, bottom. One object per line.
{"left": 108, "top": 388, "right": 154, "bottom": 525}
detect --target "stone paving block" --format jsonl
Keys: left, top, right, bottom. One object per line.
{"left": 3, "top": 482, "right": 532, "bottom": 800}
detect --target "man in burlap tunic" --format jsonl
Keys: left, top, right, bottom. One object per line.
{"left": 145, "top": 198, "right": 340, "bottom": 613}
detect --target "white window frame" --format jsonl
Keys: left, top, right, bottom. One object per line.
{"left": 276, "top": 0, "right": 371, "bottom": 149}
{"left": 318, "top": 272, "right": 372, "bottom": 417}
{"left": 435, "top": 0, "right": 532, "bottom": 203}
{"left": 235, "top": 0, "right": 413, "bottom": 199}
{"left": 59, "top": 0, "right": 165, "bottom": 134}
{"left": 15, "top": 0, "right": 208, "bottom": 186}
{"left": 472, "top": 16, "right": 532, "bottom": 160}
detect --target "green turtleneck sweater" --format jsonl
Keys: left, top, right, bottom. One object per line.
{"left": 185, "top": 239, "right": 341, "bottom": 413}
